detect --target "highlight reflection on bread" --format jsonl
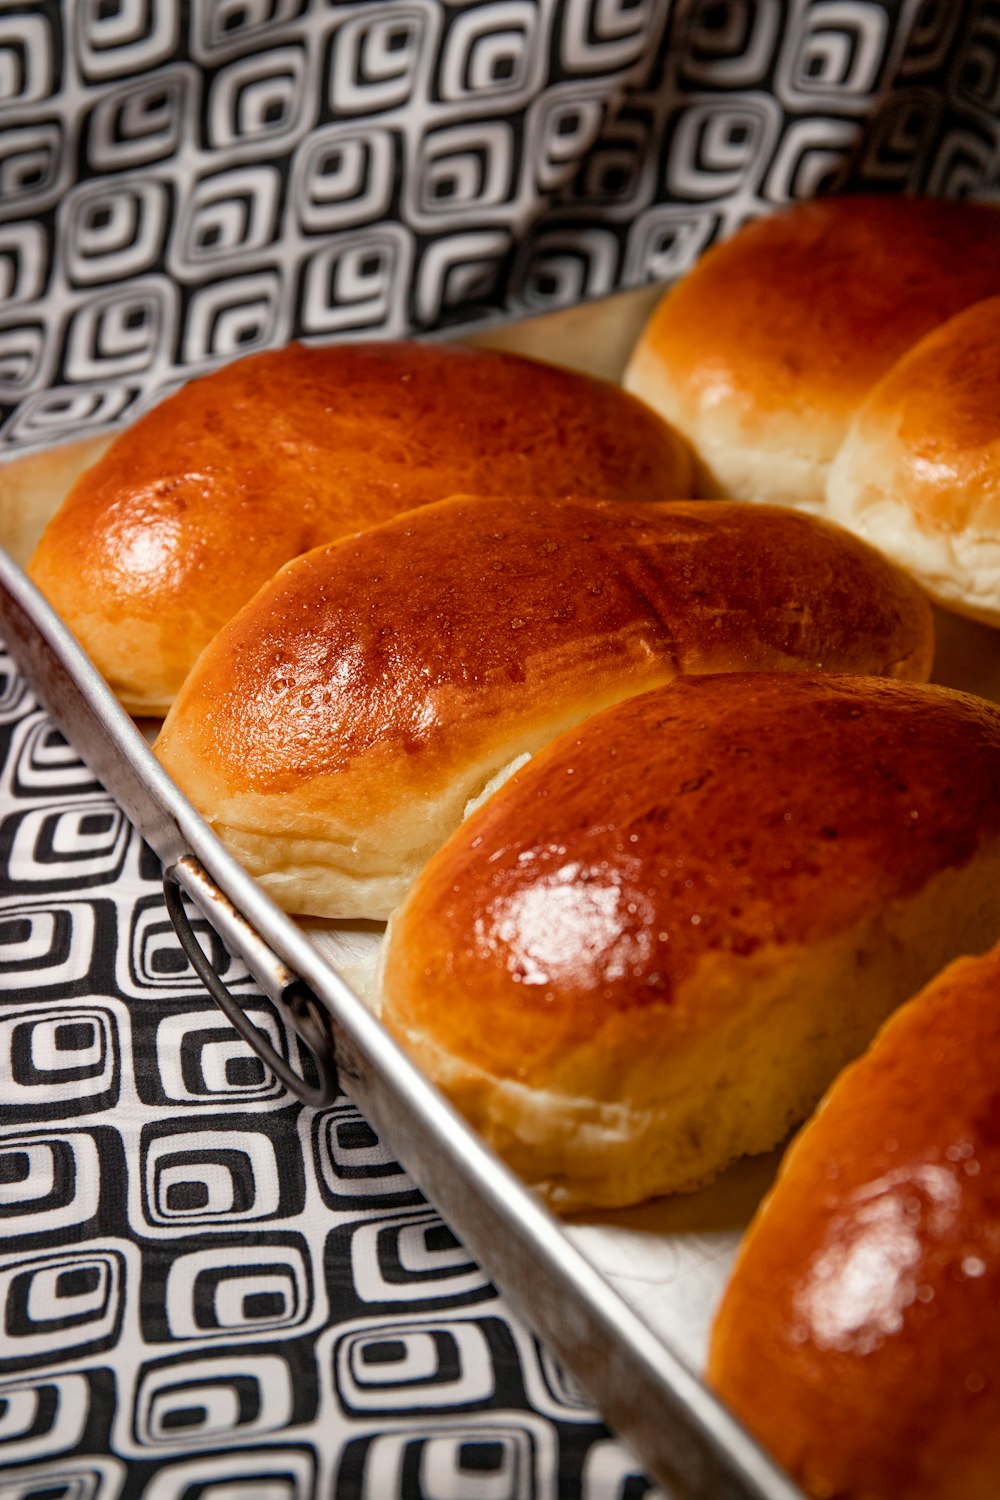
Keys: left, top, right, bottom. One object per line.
{"left": 710, "top": 943, "right": 1000, "bottom": 1500}
{"left": 624, "top": 195, "right": 1000, "bottom": 513}
{"left": 154, "top": 496, "right": 933, "bottom": 923}
{"left": 0, "top": 434, "right": 113, "bottom": 568}
{"left": 28, "top": 341, "right": 692, "bottom": 715}
{"left": 827, "top": 293, "right": 1000, "bottom": 629}
{"left": 379, "top": 675, "right": 1000, "bottom": 1213}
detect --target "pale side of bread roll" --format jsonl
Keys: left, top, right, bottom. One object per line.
{"left": 27, "top": 341, "right": 693, "bottom": 715}
{"left": 827, "top": 294, "right": 1000, "bottom": 629}
{"left": 378, "top": 675, "right": 1000, "bottom": 1213}
{"left": 153, "top": 497, "right": 933, "bottom": 923}
{"left": 624, "top": 195, "right": 1000, "bottom": 513}
{"left": 709, "top": 942, "right": 1000, "bottom": 1500}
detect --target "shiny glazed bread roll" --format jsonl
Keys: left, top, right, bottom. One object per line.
{"left": 27, "top": 340, "right": 693, "bottom": 715}
{"left": 827, "top": 294, "right": 1000, "bottom": 628}
{"left": 624, "top": 195, "right": 1000, "bottom": 513}
{"left": 379, "top": 674, "right": 1000, "bottom": 1213}
{"left": 154, "top": 496, "right": 933, "bottom": 923}
{"left": 709, "top": 943, "right": 1000, "bottom": 1500}
{"left": 0, "top": 434, "right": 112, "bottom": 568}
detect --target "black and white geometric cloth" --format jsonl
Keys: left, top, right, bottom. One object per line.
{"left": 2, "top": 1, "right": 1000, "bottom": 453}
{"left": 3, "top": 2, "right": 1000, "bottom": 1494}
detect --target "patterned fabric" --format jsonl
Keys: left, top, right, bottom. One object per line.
{"left": 2, "top": 0, "right": 1000, "bottom": 453}
{"left": 3, "top": 2, "right": 1000, "bottom": 1494}
{"left": 0, "top": 646, "right": 663, "bottom": 1496}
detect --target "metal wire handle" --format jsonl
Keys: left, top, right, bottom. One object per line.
{"left": 162, "top": 863, "right": 339, "bottom": 1108}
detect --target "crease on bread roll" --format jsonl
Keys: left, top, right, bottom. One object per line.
{"left": 27, "top": 340, "right": 693, "bottom": 715}
{"left": 827, "top": 293, "right": 1000, "bottom": 629}
{"left": 378, "top": 674, "right": 1000, "bottom": 1213}
{"left": 709, "top": 942, "right": 1000, "bottom": 1500}
{"left": 624, "top": 195, "right": 1000, "bottom": 513}
{"left": 153, "top": 496, "right": 933, "bottom": 922}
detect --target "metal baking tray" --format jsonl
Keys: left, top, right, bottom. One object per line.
{"left": 0, "top": 482, "right": 800, "bottom": 1500}
{"left": 2, "top": 294, "right": 998, "bottom": 1499}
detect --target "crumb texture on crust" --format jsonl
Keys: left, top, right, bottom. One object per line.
{"left": 154, "top": 497, "right": 933, "bottom": 921}
{"left": 709, "top": 942, "right": 1000, "bottom": 1500}
{"left": 28, "top": 340, "right": 692, "bottom": 714}
{"left": 380, "top": 674, "right": 1000, "bottom": 1210}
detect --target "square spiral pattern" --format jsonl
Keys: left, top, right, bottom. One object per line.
{"left": 1, "top": 0, "right": 999, "bottom": 451}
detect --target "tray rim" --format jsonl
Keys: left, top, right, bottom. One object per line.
{"left": 0, "top": 528, "right": 806, "bottom": 1500}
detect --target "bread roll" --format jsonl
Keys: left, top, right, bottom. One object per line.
{"left": 709, "top": 942, "right": 1000, "bottom": 1500}
{"left": 0, "top": 434, "right": 113, "bottom": 568}
{"left": 27, "top": 341, "right": 693, "bottom": 715}
{"left": 624, "top": 195, "right": 1000, "bottom": 513}
{"left": 827, "top": 294, "right": 1000, "bottom": 629}
{"left": 379, "top": 674, "right": 1000, "bottom": 1213}
{"left": 154, "top": 497, "right": 932, "bottom": 922}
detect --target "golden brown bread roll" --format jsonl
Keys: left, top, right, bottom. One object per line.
{"left": 709, "top": 942, "right": 1000, "bottom": 1500}
{"left": 27, "top": 340, "right": 693, "bottom": 715}
{"left": 379, "top": 674, "right": 1000, "bottom": 1213}
{"left": 154, "top": 496, "right": 933, "bottom": 922}
{"left": 0, "top": 434, "right": 113, "bottom": 568}
{"left": 624, "top": 195, "right": 1000, "bottom": 513}
{"left": 827, "top": 294, "right": 1000, "bottom": 629}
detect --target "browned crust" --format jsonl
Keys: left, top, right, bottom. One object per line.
{"left": 382, "top": 675, "right": 1000, "bottom": 1083}
{"left": 709, "top": 943, "right": 1000, "bottom": 1500}
{"left": 837, "top": 292, "right": 1000, "bottom": 536}
{"left": 637, "top": 195, "right": 1000, "bottom": 428}
{"left": 154, "top": 496, "right": 933, "bottom": 814}
{"left": 0, "top": 433, "right": 113, "bottom": 565}
{"left": 27, "top": 341, "right": 692, "bottom": 706}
